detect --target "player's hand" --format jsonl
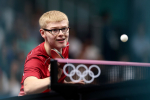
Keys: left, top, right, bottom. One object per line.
{"left": 58, "top": 68, "right": 62, "bottom": 79}
{"left": 64, "top": 80, "right": 85, "bottom": 84}
{"left": 58, "top": 63, "right": 65, "bottom": 69}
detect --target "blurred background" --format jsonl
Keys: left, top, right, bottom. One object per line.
{"left": 0, "top": 0, "right": 150, "bottom": 99}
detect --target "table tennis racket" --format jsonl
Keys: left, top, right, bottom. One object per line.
{"left": 51, "top": 48, "right": 65, "bottom": 69}
{"left": 51, "top": 48, "right": 64, "bottom": 59}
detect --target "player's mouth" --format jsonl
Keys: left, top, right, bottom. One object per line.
{"left": 56, "top": 38, "right": 66, "bottom": 42}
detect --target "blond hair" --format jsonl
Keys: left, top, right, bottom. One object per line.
{"left": 39, "top": 10, "right": 69, "bottom": 28}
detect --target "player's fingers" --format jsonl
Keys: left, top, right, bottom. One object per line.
{"left": 75, "top": 80, "right": 85, "bottom": 84}
{"left": 57, "top": 62, "right": 60, "bottom": 66}
{"left": 58, "top": 63, "right": 65, "bottom": 69}
{"left": 78, "top": 82, "right": 85, "bottom": 84}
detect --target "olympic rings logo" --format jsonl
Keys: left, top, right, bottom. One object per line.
{"left": 63, "top": 64, "right": 101, "bottom": 83}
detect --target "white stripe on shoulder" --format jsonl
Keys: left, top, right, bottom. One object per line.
{"left": 27, "top": 51, "right": 32, "bottom": 60}
{"left": 44, "top": 57, "right": 51, "bottom": 64}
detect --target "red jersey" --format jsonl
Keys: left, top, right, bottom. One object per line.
{"left": 19, "top": 42, "right": 69, "bottom": 96}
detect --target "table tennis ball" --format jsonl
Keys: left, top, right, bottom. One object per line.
{"left": 120, "top": 34, "right": 128, "bottom": 42}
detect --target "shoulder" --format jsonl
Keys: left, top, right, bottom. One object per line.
{"left": 65, "top": 42, "right": 69, "bottom": 48}
{"left": 62, "top": 42, "right": 69, "bottom": 58}
{"left": 25, "top": 42, "right": 49, "bottom": 64}
{"left": 66, "top": 42, "right": 69, "bottom": 46}
{"left": 62, "top": 42, "right": 69, "bottom": 51}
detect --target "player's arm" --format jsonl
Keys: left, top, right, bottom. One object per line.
{"left": 23, "top": 58, "right": 51, "bottom": 95}
{"left": 24, "top": 76, "right": 50, "bottom": 95}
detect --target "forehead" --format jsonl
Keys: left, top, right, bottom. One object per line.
{"left": 46, "top": 20, "right": 68, "bottom": 29}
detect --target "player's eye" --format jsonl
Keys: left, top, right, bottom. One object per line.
{"left": 52, "top": 29, "right": 58, "bottom": 32}
{"left": 62, "top": 28, "right": 66, "bottom": 31}
{"left": 62, "top": 28, "right": 67, "bottom": 32}
{"left": 52, "top": 29, "right": 59, "bottom": 33}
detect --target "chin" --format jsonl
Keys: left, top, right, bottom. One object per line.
{"left": 58, "top": 41, "right": 68, "bottom": 48}
{"left": 60, "top": 44, "right": 67, "bottom": 48}
{"left": 55, "top": 44, "right": 66, "bottom": 49}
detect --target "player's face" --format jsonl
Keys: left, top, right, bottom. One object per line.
{"left": 44, "top": 20, "right": 69, "bottom": 50}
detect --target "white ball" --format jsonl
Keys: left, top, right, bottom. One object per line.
{"left": 120, "top": 34, "right": 128, "bottom": 42}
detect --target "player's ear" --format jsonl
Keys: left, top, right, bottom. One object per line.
{"left": 39, "top": 29, "right": 46, "bottom": 39}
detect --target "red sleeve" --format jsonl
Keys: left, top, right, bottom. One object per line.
{"left": 23, "top": 58, "right": 43, "bottom": 81}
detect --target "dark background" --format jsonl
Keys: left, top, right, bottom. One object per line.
{"left": 0, "top": 0, "right": 150, "bottom": 99}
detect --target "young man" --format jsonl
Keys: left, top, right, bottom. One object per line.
{"left": 19, "top": 10, "right": 84, "bottom": 96}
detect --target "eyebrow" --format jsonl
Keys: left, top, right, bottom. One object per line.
{"left": 49, "top": 26, "right": 68, "bottom": 29}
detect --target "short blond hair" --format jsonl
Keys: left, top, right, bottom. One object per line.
{"left": 39, "top": 10, "right": 69, "bottom": 28}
